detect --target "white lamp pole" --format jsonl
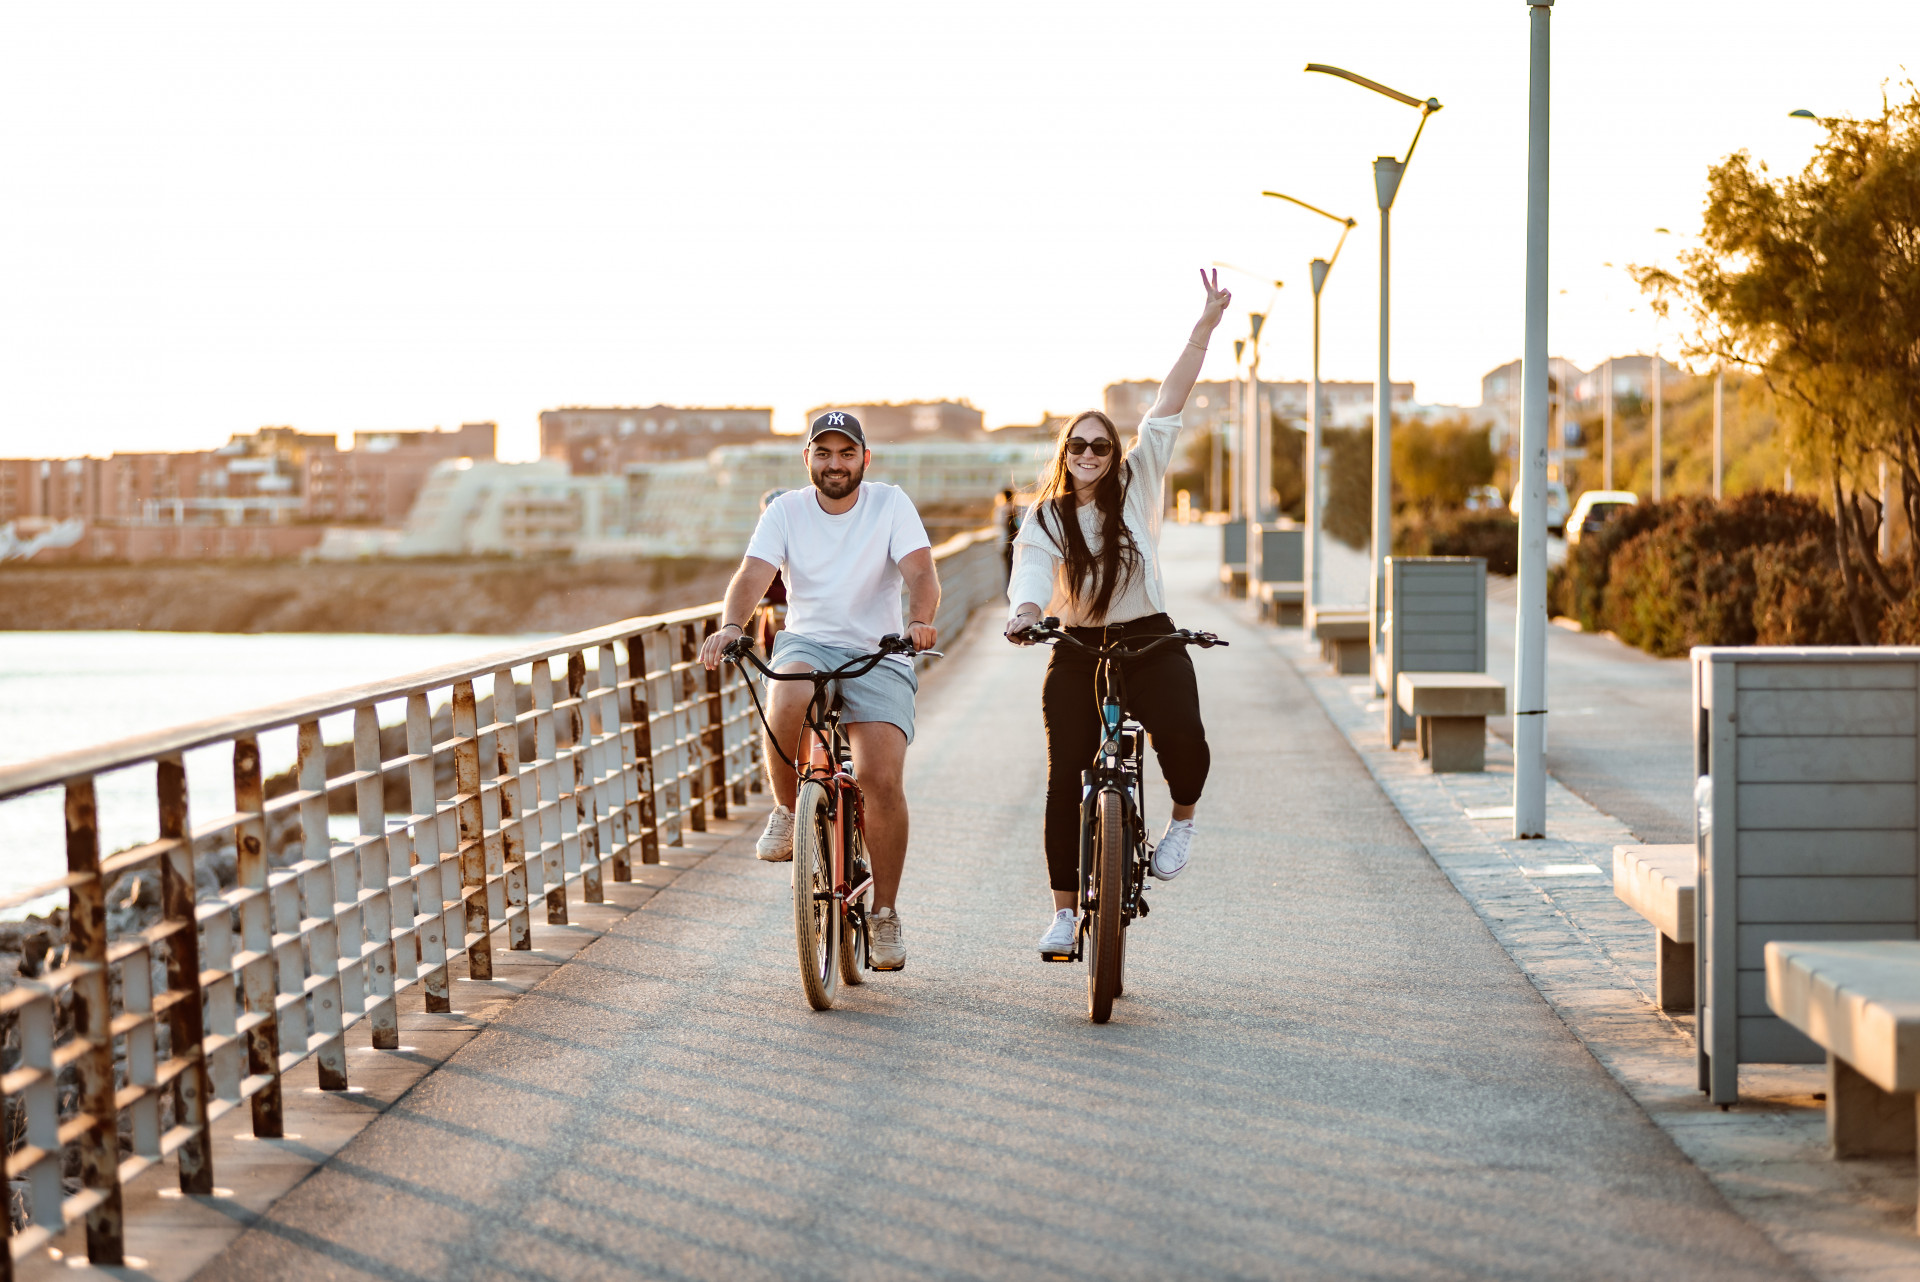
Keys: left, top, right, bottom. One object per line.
{"left": 1712, "top": 363, "right": 1724, "bottom": 500}
{"left": 1514, "top": 0, "right": 1554, "bottom": 840}
{"left": 1262, "top": 191, "right": 1356, "bottom": 621}
{"left": 1651, "top": 350, "right": 1664, "bottom": 502}
{"left": 1306, "top": 63, "right": 1442, "bottom": 691}
{"left": 1603, "top": 357, "right": 1614, "bottom": 490}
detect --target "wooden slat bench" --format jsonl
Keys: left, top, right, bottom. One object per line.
{"left": 1767, "top": 940, "right": 1920, "bottom": 1229}
{"left": 1312, "top": 609, "right": 1370, "bottom": 675}
{"left": 1613, "top": 844, "right": 1696, "bottom": 1010}
{"left": 1694, "top": 647, "right": 1920, "bottom": 1104}
{"left": 1394, "top": 672, "right": 1505, "bottom": 772}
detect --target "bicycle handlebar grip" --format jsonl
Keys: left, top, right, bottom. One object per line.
{"left": 721, "top": 635, "right": 755, "bottom": 661}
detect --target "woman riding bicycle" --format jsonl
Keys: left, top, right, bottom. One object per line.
{"left": 1005, "top": 268, "right": 1230, "bottom": 959}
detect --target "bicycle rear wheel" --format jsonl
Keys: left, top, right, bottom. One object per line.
{"left": 793, "top": 780, "right": 841, "bottom": 1010}
{"left": 1087, "top": 788, "right": 1125, "bottom": 1023}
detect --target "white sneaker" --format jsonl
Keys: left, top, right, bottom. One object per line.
{"left": 1150, "top": 819, "right": 1194, "bottom": 881}
{"left": 1037, "top": 908, "right": 1076, "bottom": 960}
{"left": 756, "top": 806, "right": 795, "bottom": 862}
{"left": 869, "top": 906, "right": 906, "bottom": 970}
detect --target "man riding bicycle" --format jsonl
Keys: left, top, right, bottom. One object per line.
{"left": 698, "top": 410, "right": 940, "bottom": 971}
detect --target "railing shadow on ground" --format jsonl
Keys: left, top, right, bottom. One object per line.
{"left": 0, "top": 525, "right": 1008, "bottom": 1276}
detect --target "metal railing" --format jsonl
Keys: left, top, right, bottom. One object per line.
{"left": 0, "top": 525, "right": 1009, "bottom": 1273}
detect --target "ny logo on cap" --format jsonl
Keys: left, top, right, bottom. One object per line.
{"left": 827, "top": 413, "right": 846, "bottom": 426}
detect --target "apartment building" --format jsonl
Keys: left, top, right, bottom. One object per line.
{"left": 801, "top": 401, "right": 984, "bottom": 443}
{"left": 539, "top": 406, "right": 773, "bottom": 473}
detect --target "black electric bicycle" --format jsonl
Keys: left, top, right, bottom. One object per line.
{"left": 1013, "top": 617, "right": 1226, "bottom": 1023}
{"left": 721, "top": 631, "right": 933, "bottom": 1011}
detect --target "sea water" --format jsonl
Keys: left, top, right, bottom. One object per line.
{"left": 0, "top": 631, "right": 547, "bottom": 909}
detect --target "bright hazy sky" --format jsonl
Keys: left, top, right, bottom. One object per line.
{"left": 2, "top": 2, "right": 1911, "bottom": 461}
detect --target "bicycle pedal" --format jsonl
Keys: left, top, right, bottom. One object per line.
{"left": 1038, "top": 951, "right": 1074, "bottom": 964}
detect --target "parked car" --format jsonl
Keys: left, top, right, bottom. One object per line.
{"left": 1508, "top": 480, "right": 1572, "bottom": 535}
{"left": 1463, "top": 484, "right": 1504, "bottom": 512}
{"left": 1564, "top": 489, "right": 1640, "bottom": 548}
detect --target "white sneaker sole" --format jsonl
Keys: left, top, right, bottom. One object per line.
{"left": 1148, "top": 852, "right": 1187, "bottom": 881}
{"left": 756, "top": 846, "right": 793, "bottom": 863}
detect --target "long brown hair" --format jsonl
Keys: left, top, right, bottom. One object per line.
{"left": 1034, "top": 410, "right": 1139, "bottom": 618}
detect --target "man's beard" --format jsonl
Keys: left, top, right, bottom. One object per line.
{"left": 811, "top": 459, "right": 864, "bottom": 499}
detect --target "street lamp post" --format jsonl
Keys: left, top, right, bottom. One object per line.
{"left": 1305, "top": 63, "right": 1443, "bottom": 690}
{"left": 1244, "top": 312, "right": 1267, "bottom": 588}
{"left": 1514, "top": 0, "right": 1554, "bottom": 840}
{"left": 1651, "top": 350, "right": 1664, "bottom": 502}
{"left": 1712, "top": 362, "right": 1724, "bottom": 500}
{"left": 1602, "top": 358, "right": 1614, "bottom": 490}
{"left": 1262, "top": 190, "right": 1356, "bottom": 623}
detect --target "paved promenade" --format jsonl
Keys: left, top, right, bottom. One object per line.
{"left": 195, "top": 530, "right": 1798, "bottom": 1281}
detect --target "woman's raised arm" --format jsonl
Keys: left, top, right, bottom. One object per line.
{"left": 1147, "top": 269, "right": 1233, "bottom": 419}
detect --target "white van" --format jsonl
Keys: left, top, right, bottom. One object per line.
{"left": 1508, "top": 480, "right": 1571, "bottom": 535}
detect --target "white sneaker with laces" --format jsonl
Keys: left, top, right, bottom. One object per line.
{"left": 756, "top": 806, "right": 795, "bottom": 862}
{"left": 869, "top": 906, "right": 906, "bottom": 970}
{"left": 1037, "top": 908, "right": 1077, "bottom": 960}
{"left": 1150, "top": 818, "right": 1195, "bottom": 881}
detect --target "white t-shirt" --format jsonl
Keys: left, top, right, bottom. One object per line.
{"left": 745, "top": 482, "right": 932, "bottom": 664}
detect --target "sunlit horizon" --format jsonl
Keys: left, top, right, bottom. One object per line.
{"left": 2, "top": 1, "right": 1911, "bottom": 463}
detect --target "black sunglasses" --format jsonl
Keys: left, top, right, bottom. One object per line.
{"left": 1065, "top": 437, "right": 1114, "bottom": 458}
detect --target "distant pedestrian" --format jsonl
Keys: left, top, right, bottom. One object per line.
{"left": 994, "top": 487, "right": 1021, "bottom": 586}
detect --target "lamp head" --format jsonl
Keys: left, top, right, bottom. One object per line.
{"left": 1789, "top": 108, "right": 1816, "bottom": 119}
{"left": 1249, "top": 313, "right": 1265, "bottom": 341}
{"left": 1234, "top": 338, "right": 1245, "bottom": 363}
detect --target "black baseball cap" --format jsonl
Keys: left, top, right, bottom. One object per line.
{"left": 806, "top": 410, "right": 866, "bottom": 449}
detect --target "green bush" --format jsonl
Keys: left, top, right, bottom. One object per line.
{"left": 1549, "top": 491, "right": 1848, "bottom": 656}
{"left": 1394, "top": 510, "right": 1519, "bottom": 576}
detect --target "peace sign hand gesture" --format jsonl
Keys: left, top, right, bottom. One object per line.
{"left": 1198, "top": 267, "right": 1232, "bottom": 331}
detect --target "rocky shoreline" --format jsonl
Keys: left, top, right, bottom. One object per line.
{"left": 0, "top": 556, "right": 736, "bottom": 634}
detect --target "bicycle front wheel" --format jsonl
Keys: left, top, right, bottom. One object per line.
{"left": 1087, "top": 788, "right": 1125, "bottom": 1023}
{"left": 793, "top": 780, "right": 841, "bottom": 1011}
{"left": 839, "top": 822, "right": 868, "bottom": 987}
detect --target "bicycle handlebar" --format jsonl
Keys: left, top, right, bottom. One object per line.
{"left": 1009, "top": 617, "right": 1229, "bottom": 658}
{"left": 720, "top": 632, "right": 935, "bottom": 683}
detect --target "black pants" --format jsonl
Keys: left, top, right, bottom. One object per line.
{"left": 1041, "top": 613, "right": 1211, "bottom": 892}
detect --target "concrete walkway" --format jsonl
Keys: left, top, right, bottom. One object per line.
{"left": 195, "top": 529, "right": 1800, "bottom": 1281}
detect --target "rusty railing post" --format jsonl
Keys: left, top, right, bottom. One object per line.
{"left": 296, "top": 722, "right": 349, "bottom": 1092}
{"left": 701, "top": 619, "right": 729, "bottom": 821}
{"left": 494, "top": 668, "right": 533, "bottom": 950}
{"left": 64, "top": 779, "right": 123, "bottom": 1264}
{"left": 406, "top": 693, "right": 453, "bottom": 1013}
{"left": 566, "top": 652, "right": 605, "bottom": 903}
{"left": 232, "top": 736, "right": 285, "bottom": 1135}
{"left": 531, "top": 659, "right": 567, "bottom": 924}
{"left": 155, "top": 756, "right": 216, "bottom": 1193}
{"left": 353, "top": 706, "right": 399, "bottom": 1048}
{"left": 629, "top": 631, "right": 661, "bottom": 866}
{"left": 452, "top": 681, "right": 493, "bottom": 982}
{"left": 680, "top": 624, "right": 708, "bottom": 832}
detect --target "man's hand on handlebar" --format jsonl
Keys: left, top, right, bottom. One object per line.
{"left": 907, "top": 621, "right": 939, "bottom": 654}
{"left": 699, "top": 623, "right": 746, "bottom": 671}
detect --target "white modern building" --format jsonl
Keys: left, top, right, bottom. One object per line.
{"left": 393, "top": 441, "right": 1054, "bottom": 560}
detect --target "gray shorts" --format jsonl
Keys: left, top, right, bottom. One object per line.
{"left": 768, "top": 632, "right": 918, "bottom": 745}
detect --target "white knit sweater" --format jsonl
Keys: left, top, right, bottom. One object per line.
{"left": 1007, "top": 412, "right": 1182, "bottom": 626}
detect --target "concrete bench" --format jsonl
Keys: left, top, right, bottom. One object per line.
{"left": 1612, "top": 844, "right": 1696, "bottom": 1010}
{"left": 1767, "top": 941, "right": 1920, "bottom": 1228}
{"left": 1394, "top": 672, "right": 1505, "bottom": 772}
{"left": 1312, "top": 609, "right": 1370, "bottom": 675}
{"left": 1255, "top": 580, "right": 1304, "bottom": 626}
